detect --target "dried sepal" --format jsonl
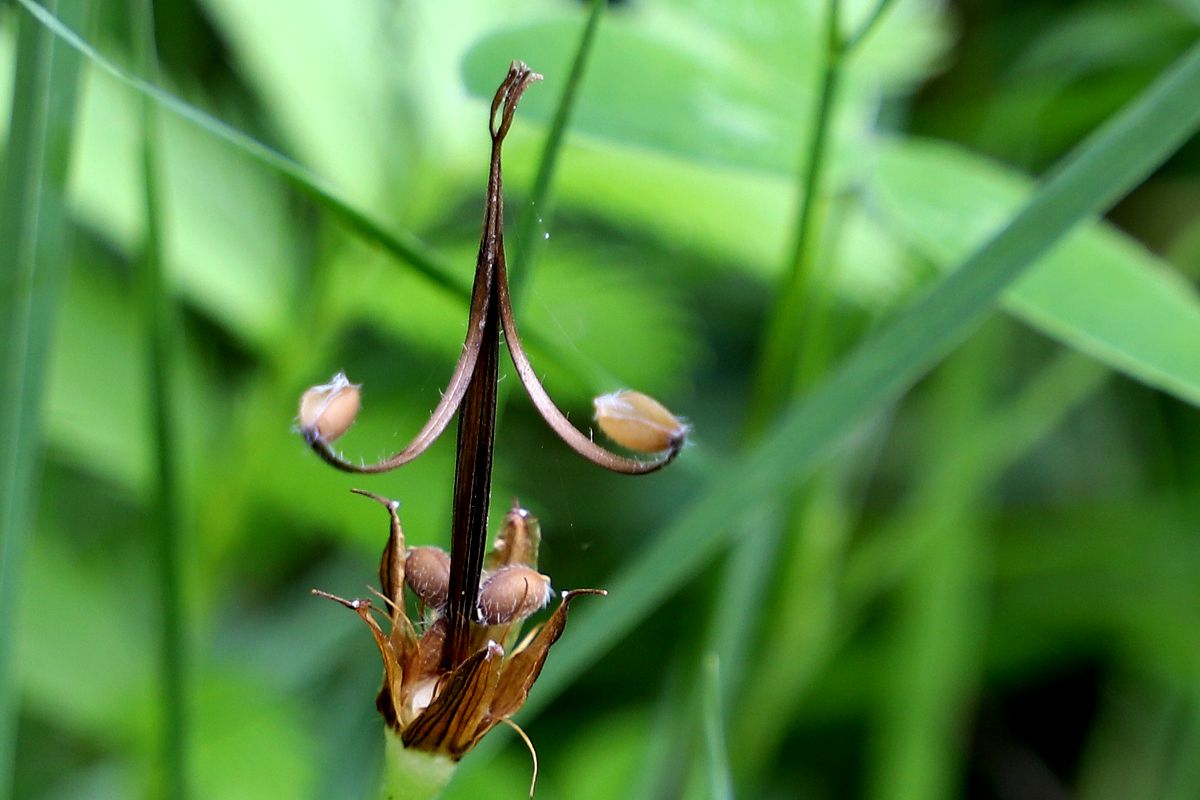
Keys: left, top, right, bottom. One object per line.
{"left": 299, "top": 372, "right": 361, "bottom": 443}
{"left": 350, "top": 490, "right": 406, "bottom": 613}
{"left": 402, "top": 641, "right": 505, "bottom": 759}
{"left": 316, "top": 503, "right": 607, "bottom": 761}
{"left": 312, "top": 591, "right": 406, "bottom": 728}
{"left": 593, "top": 390, "right": 689, "bottom": 454}
{"left": 489, "top": 589, "right": 605, "bottom": 721}
{"left": 401, "top": 620, "right": 448, "bottom": 726}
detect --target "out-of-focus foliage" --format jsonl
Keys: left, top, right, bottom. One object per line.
{"left": 6, "top": 0, "right": 1200, "bottom": 798}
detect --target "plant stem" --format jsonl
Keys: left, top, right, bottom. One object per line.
{"left": 866, "top": 325, "right": 998, "bottom": 800}
{"left": 705, "top": 0, "right": 854, "bottom": 752}
{"left": 747, "top": 0, "right": 898, "bottom": 426}
{"left": 701, "top": 654, "right": 734, "bottom": 800}
{"left": 507, "top": 0, "right": 605, "bottom": 304}
{"left": 131, "top": 1, "right": 189, "bottom": 796}
{"left": 380, "top": 729, "right": 455, "bottom": 800}
{"left": 0, "top": 0, "right": 86, "bottom": 792}
{"left": 736, "top": 348, "right": 1107, "bottom": 781}
{"left": 745, "top": 0, "right": 843, "bottom": 432}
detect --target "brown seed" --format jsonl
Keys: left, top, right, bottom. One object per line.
{"left": 298, "top": 372, "right": 361, "bottom": 443}
{"left": 476, "top": 565, "right": 552, "bottom": 625}
{"left": 593, "top": 390, "right": 689, "bottom": 453}
{"left": 405, "top": 546, "right": 451, "bottom": 610}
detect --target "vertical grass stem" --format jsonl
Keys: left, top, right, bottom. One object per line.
{"left": 132, "top": 0, "right": 189, "bottom": 795}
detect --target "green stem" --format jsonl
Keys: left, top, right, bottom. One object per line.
{"left": 380, "top": 731, "right": 455, "bottom": 800}
{"left": 747, "top": 0, "right": 896, "bottom": 425}
{"left": 132, "top": 1, "right": 189, "bottom": 796}
{"left": 704, "top": 0, "right": 848, "bottom": 712}
{"left": 745, "top": 0, "right": 843, "bottom": 432}
{"left": 508, "top": 0, "right": 605, "bottom": 304}
{"left": 0, "top": 0, "right": 86, "bottom": 792}
{"left": 706, "top": 0, "right": 852, "bottom": 770}
{"left": 843, "top": 0, "right": 897, "bottom": 53}
{"left": 866, "top": 326, "right": 999, "bottom": 800}
{"left": 701, "top": 655, "right": 734, "bottom": 800}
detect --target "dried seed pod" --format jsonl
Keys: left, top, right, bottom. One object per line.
{"left": 405, "top": 546, "right": 451, "bottom": 610}
{"left": 593, "top": 390, "right": 689, "bottom": 454}
{"left": 476, "top": 565, "right": 552, "bottom": 626}
{"left": 299, "top": 372, "right": 361, "bottom": 443}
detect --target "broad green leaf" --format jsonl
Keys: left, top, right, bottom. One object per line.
{"left": 198, "top": 0, "right": 561, "bottom": 223}
{"left": 43, "top": 259, "right": 150, "bottom": 490}
{"left": 200, "top": 0, "right": 401, "bottom": 210}
{"left": 192, "top": 671, "right": 317, "bottom": 800}
{"left": 69, "top": 62, "right": 297, "bottom": 351}
{"left": 462, "top": 0, "right": 948, "bottom": 174}
{"left": 19, "top": 0, "right": 469, "bottom": 315}
{"left": 19, "top": 530, "right": 152, "bottom": 740}
{"left": 875, "top": 137, "right": 1200, "bottom": 407}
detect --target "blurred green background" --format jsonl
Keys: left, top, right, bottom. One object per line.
{"left": 4, "top": 0, "right": 1200, "bottom": 798}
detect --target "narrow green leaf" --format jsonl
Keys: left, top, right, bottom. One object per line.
{"left": 876, "top": 137, "right": 1200, "bottom": 407}
{"left": 0, "top": 0, "right": 87, "bottom": 791}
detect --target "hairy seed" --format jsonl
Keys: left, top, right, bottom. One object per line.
{"left": 405, "top": 546, "right": 451, "bottom": 610}
{"left": 476, "top": 565, "right": 552, "bottom": 625}
{"left": 593, "top": 390, "right": 689, "bottom": 453}
{"left": 298, "top": 372, "right": 361, "bottom": 442}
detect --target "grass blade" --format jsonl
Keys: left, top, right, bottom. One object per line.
{"left": 0, "top": 0, "right": 87, "bottom": 792}
{"left": 701, "top": 654, "right": 734, "bottom": 800}
{"left": 876, "top": 137, "right": 1200, "bottom": 407}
